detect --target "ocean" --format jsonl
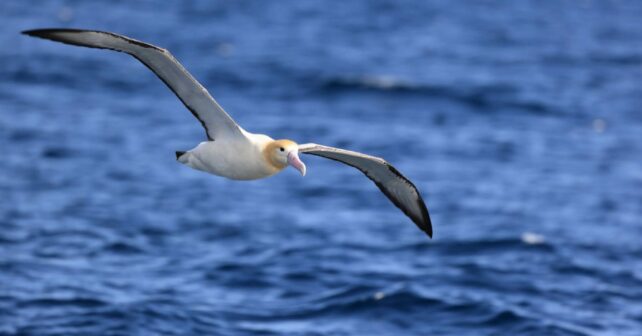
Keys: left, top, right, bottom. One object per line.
{"left": 1, "top": 1, "right": 641, "bottom": 335}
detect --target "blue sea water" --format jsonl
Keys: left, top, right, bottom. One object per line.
{"left": 1, "top": 0, "right": 642, "bottom": 335}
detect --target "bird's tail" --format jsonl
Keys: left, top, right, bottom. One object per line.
{"left": 175, "top": 151, "right": 188, "bottom": 164}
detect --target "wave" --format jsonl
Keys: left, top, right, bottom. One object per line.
{"left": 319, "top": 75, "right": 557, "bottom": 115}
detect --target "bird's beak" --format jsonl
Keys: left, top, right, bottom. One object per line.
{"left": 287, "top": 150, "right": 306, "bottom": 176}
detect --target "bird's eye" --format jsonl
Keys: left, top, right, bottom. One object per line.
{"left": 279, "top": 147, "right": 285, "bottom": 152}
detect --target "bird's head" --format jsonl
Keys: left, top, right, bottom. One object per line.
{"left": 264, "top": 139, "right": 306, "bottom": 176}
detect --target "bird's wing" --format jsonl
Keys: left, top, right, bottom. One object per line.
{"left": 299, "top": 143, "right": 432, "bottom": 237}
{"left": 23, "top": 28, "right": 243, "bottom": 141}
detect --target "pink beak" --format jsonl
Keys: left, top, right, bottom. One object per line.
{"left": 287, "top": 151, "right": 306, "bottom": 176}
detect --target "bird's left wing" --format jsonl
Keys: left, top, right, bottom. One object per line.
{"left": 22, "top": 28, "right": 243, "bottom": 141}
{"left": 299, "top": 143, "right": 432, "bottom": 237}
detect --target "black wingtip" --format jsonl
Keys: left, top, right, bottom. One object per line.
{"left": 22, "top": 28, "right": 60, "bottom": 37}
{"left": 21, "top": 29, "right": 41, "bottom": 37}
{"left": 175, "top": 151, "right": 186, "bottom": 160}
{"left": 421, "top": 206, "right": 433, "bottom": 239}
{"left": 415, "top": 206, "right": 433, "bottom": 238}
{"left": 22, "top": 29, "right": 63, "bottom": 42}
{"left": 23, "top": 28, "right": 81, "bottom": 35}
{"left": 424, "top": 218, "right": 433, "bottom": 238}
{"left": 22, "top": 28, "right": 84, "bottom": 39}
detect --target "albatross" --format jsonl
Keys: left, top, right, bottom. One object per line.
{"left": 23, "top": 28, "right": 433, "bottom": 237}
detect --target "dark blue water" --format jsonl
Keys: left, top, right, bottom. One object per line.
{"left": 2, "top": 1, "right": 642, "bottom": 335}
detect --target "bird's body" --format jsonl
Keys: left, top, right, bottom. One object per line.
{"left": 179, "top": 132, "right": 282, "bottom": 180}
{"left": 24, "top": 28, "right": 434, "bottom": 238}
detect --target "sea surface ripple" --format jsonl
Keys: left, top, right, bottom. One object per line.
{"left": 1, "top": 1, "right": 642, "bottom": 335}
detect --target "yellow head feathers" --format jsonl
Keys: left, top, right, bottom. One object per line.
{"left": 263, "top": 139, "right": 299, "bottom": 170}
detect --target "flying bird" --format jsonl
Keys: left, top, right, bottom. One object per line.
{"left": 23, "top": 29, "right": 433, "bottom": 237}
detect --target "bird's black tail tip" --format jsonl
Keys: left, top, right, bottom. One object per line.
{"left": 175, "top": 151, "right": 186, "bottom": 160}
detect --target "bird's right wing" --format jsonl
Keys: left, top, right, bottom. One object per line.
{"left": 23, "top": 28, "right": 243, "bottom": 141}
{"left": 299, "top": 143, "right": 432, "bottom": 237}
